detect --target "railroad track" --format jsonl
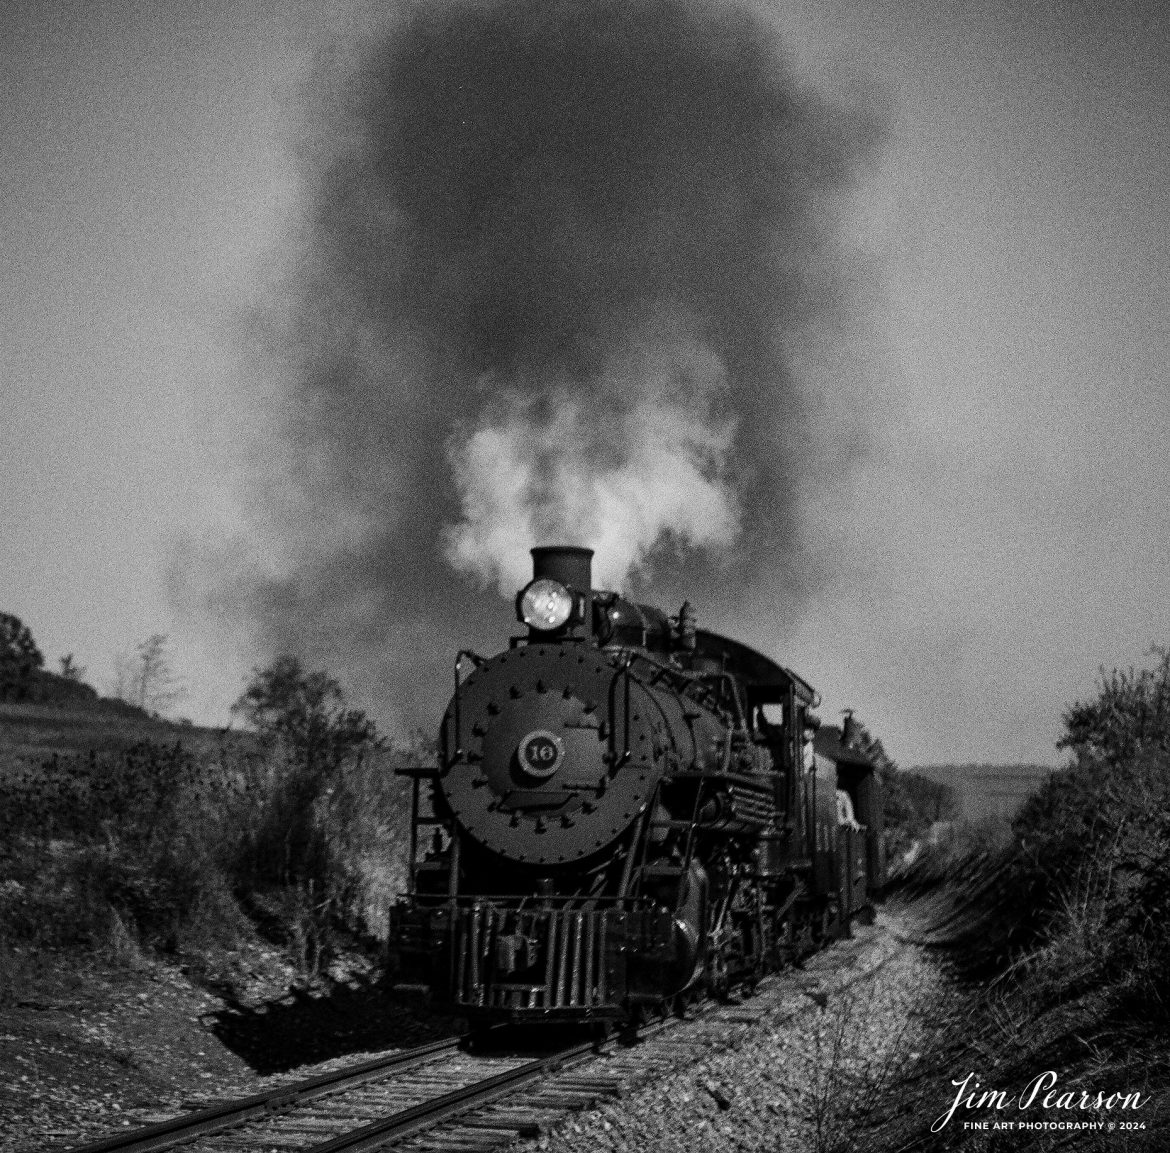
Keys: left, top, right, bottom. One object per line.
{"left": 60, "top": 928, "right": 900, "bottom": 1153}
{"left": 60, "top": 1023, "right": 652, "bottom": 1153}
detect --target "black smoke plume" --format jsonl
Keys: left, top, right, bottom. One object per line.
{"left": 231, "top": 0, "right": 883, "bottom": 729}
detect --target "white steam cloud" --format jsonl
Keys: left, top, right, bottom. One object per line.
{"left": 443, "top": 325, "right": 740, "bottom": 592}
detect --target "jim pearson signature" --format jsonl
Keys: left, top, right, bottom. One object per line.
{"left": 933, "top": 1072, "right": 1148, "bottom": 1133}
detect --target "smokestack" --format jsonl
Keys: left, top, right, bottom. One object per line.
{"left": 531, "top": 546, "right": 594, "bottom": 592}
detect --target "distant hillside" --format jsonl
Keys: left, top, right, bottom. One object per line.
{"left": 910, "top": 762, "right": 1059, "bottom": 821}
{"left": 1, "top": 665, "right": 154, "bottom": 712}
{"left": 21, "top": 666, "right": 105, "bottom": 706}
{"left": 0, "top": 696, "right": 232, "bottom": 773}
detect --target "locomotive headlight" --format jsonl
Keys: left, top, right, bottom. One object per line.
{"left": 518, "top": 578, "right": 575, "bottom": 631}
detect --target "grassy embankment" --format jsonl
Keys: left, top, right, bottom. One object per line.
{"left": 852, "top": 648, "right": 1170, "bottom": 1150}
{"left": 0, "top": 692, "right": 416, "bottom": 1005}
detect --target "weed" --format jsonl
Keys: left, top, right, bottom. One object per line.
{"left": 0, "top": 940, "right": 36, "bottom": 1007}
{"left": 0, "top": 720, "right": 416, "bottom": 988}
{"left": 801, "top": 975, "right": 920, "bottom": 1153}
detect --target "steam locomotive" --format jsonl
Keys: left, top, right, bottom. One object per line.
{"left": 390, "top": 546, "right": 887, "bottom": 1025}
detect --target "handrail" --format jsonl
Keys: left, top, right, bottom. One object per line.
{"left": 451, "top": 649, "right": 486, "bottom": 762}
{"left": 607, "top": 653, "right": 635, "bottom": 770}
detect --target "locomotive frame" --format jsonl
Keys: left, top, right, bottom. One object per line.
{"left": 390, "top": 546, "right": 887, "bottom": 1025}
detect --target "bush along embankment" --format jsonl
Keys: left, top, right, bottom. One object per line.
{"left": 0, "top": 657, "right": 417, "bottom": 1004}
{"left": 867, "top": 647, "right": 1170, "bottom": 1150}
{"left": 879, "top": 762, "right": 957, "bottom": 863}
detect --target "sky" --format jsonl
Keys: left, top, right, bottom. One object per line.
{"left": 2, "top": 0, "right": 1167, "bottom": 768}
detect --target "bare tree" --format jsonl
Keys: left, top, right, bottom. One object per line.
{"left": 111, "top": 634, "right": 188, "bottom": 716}
{"left": 59, "top": 653, "right": 87, "bottom": 682}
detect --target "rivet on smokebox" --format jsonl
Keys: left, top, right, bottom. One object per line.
{"left": 562, "top": 686, "right": 573, "bottom": 699}
{"left": 534, "top": 817, "right": 546, "bottom": 834}
{"left": 509, "top": 685, "right": 522, "bottom": 699}
{"left": 536, "top": 679, "right": 548, "bottom": 694}
{"left": 487, "top": 701, "right": 501, "bottom": 715}
{"left": 471, "top": 722, "right": 486, "bottom": 736}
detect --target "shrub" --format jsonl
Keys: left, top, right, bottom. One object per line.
{"left": 0, "top": 613, "right": 44, "bottom": 702}
{"left": 224, "top": 657, "right": 409, "bottom": 952}
{"left": 1007, "top": 650, "right": 1170, "bottom": 992}
{"left": 880, "top": 764, "right": 956, "bottom": 860}
{"left": 1059, "top": 646, "right": 1170, "bottom": 765}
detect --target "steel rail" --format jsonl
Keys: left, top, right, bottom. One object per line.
{"left": 304, "top": 1015, "right": 690, "bottom": 1153}
{"left": 64, "top": 1035, "right": 462, "bottom": 1153}
{"left": 303, "top": 1043, "right": 594, "bottom": 1152}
